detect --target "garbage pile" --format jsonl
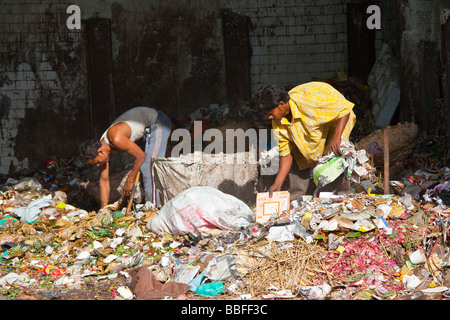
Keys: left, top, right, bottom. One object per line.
{"left": 0, "top": 99, "right": 448, "bottom": 299}
{"left": 0, "top": 159, "right": 449, "bottom": 301}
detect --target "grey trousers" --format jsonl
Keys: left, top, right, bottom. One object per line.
{"left": 142, "top": 111, "right": 172, "bottom": 207}
{"left": 283, "top": 163, "right": 350, "bottom": 201}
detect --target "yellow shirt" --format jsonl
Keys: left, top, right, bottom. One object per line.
{"left": 273, "top": 82, "right": 356, "bottom": 170}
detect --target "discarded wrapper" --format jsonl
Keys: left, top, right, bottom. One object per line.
{"left": 409, "top": 249, "right": 426, "bottom": 265}
{"left": 117, "top": 286, "right": 134, "bottom": 299}
{"left": 256, "top": 191, "right": 290, "bottom": 224}
{"left": 43, "top": 264, "right": 67, "bottom": 277}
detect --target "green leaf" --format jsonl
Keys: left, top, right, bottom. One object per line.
{"left": 346, "top": 231, "right": 364, "bottom": 238}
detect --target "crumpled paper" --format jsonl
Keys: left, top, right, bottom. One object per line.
{"left": 14, "top": 197, "right": 54, "bottom": 223}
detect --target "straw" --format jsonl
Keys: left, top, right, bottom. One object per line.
{"left": 237, "top": 238, "right": 327, "bottom": 298}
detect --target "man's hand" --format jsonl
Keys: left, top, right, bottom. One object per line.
{"left": 268, "top": 153, "right": 293, "bottom": 198}
{"left": 123, "top": 179, "right": 134, "bottom": 197}
{"left": 329, "top": 113, "right": 350, "bottom": 156}
{"left": 268, "top": 182, "right": 282, "bottom": 197}
{"left": 329, "top": 134, "right": 342, "bottom": 156}
{"left": 99, "top": 161, "right": 110, "bottom": 208}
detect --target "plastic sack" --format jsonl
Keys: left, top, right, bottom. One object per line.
{"left": 146, "top": 186, "right": 254, "bottom": 235}
{"left": 14, "top": 198, "right": 54, "bottom": 223}
{"left": 152, "top": 151, "right": 258, "bottom": 205}
{"left": 297, "top": 283, "right": 332, "bottom": 300}
{"left": 313, "top": 157, "right": 347, "bottom": 188}
{"left": 196, "top": 281, "right": 224, "bottom": 297}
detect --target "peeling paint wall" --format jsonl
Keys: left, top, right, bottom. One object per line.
{"left": 0, "top": 0, "right": 227, "bottom": 174}
{"left": 399, "top": 0, "right": 450, "bottom": 134}
{"left": 0, "top": 1, "right": 90, "bottom": 174}
{"left": 1, "top": 0, "right": 447, "bottom": 174}
{"left": 109, "top": 1, "right": 227, "bottom": 119}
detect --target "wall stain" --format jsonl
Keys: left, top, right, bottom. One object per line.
{"left": 0, "top": 94, "right": 10, "bottom": 140}
{"left": 111, "top": 2, "right": 226, "bottom": 118}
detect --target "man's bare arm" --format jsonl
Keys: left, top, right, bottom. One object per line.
{"left": 99, "top": 161, "right": 110, "bottom": 208}
{"left": 329, "top": 113, "right": 350, "bottom": 156}
{"left": 110, "top": 135, "right": 146, "bottom": 197}
{"left": 269, "top": 153, "right": 293, "bottom": 197}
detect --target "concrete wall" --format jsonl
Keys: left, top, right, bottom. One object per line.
{"left": 0, "top": 1, "right": 90, "bottom": 174}
{"left": 222, "top": 0, "right": 349, "bottom": 92}
{"left": 399, "top": 0, "right": 450, "bottom": 133}
{"left": 0, "top": 0, "right": 357, "bottom": 174}
{"left": 107, "top": 1, "right": 227, "bottom": 120}
{"left": 0, "top": 0, "right": 447, "bottom": 174}
{"left": 0, "top": 0, "right": 227, "bottom": 173}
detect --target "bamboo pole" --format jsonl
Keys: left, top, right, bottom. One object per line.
{"left": 126, "top": 171, "right": 141, "bottom": 215}
{"left": 384, "top": 128, "right": 389, "bottom": 194}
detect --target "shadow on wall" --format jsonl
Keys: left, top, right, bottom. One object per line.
{"left": 110, "top": 2, "right": 227, "bottom": 119}
{"left": 14, "top": 107, "right": 91, "bottom": 168}
{"left": 0, "top": 94, "right": 11, "bottom": 140}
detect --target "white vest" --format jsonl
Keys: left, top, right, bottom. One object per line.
{"left": 100, "top": 106, "right": 158, "bottom": 144}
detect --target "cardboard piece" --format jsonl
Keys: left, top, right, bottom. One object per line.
{"left": 256, "top": 191, "right": 290, "bottom": 223}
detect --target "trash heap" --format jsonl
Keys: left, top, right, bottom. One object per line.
{"left": 0, "top": 105, "right": 448, "bottom": 300}
{"left": 0, "top": 164, "right": 449, "bottom": 300}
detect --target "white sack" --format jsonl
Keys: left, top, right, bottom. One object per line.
{"left": 146, "top": 186, "right": 254, "bottom": 235}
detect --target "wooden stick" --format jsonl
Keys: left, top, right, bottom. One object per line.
{"left": 384, "top": 128, "right": 389, "bottom": 194}
{"left": 126, "top": 171, "right": 141, "bottom": 215}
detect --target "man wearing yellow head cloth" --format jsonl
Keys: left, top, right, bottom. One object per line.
{"left": 253, "top": 82, "right": 356, "bottom": 197}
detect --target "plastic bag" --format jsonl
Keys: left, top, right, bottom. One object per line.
{"left": 313, "top": 156, "right": 348, "bottom": 188}
{"left": 297, "top": 283, "right": 331, "bottom": 300}
{"left": 196, "top": 281, "right": 224, "bottom": 297}
{"left": 14, "top": 197, "right": 54, "bottom": 223}
{"left": 173, "top": 260, "right": 201, "bottom": 284}
{"left": 146, "top": 186, "right": 254, "bottom": 235}
{"left": 152, "top": 151, "right": 258, "bottom": 205}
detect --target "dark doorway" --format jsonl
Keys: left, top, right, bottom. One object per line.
{"left": 85, "top": 17, "right": 116, "bottom": 139}
{"left": 346, "top": 2, "right": 377, "bottom": 83}
{"left": 419, "top": 41, "right": 440, "bottom": 134}
{"left": 441, "top": 18, "right": 450, "bottom": 157}
{"left": 221, "top": 9, "right": 252, "bottom": 102}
